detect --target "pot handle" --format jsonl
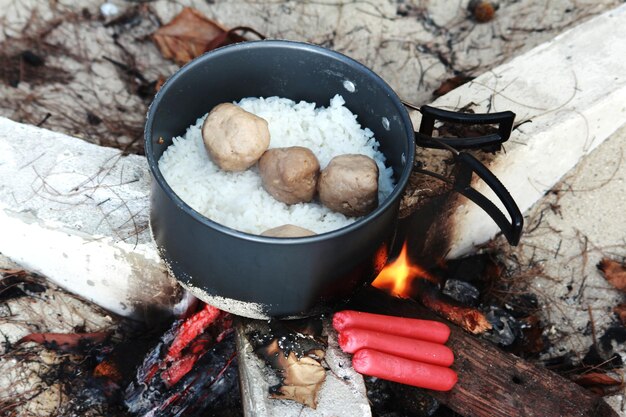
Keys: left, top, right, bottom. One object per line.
{"left": 449, "top": 150, "right": 523, "bottom": 245}
{"left": 415, "top": 146, "right": 523, "bottom": 245}
{"left": 407, "top": 103, "right": 516, "bottom": 150}
{"left": 406, "top": 102, "right": 522, "bottom": 244}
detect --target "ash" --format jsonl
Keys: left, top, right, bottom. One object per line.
{"left": 179, "top": 280, "right": 270, "bottom": 320}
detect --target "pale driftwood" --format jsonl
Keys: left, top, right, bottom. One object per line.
{"left": 0, "top": 117, "right": 184, "bottom": 320}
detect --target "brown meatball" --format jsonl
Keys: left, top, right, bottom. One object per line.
{"left": 202, "top": 103, "right": 270, "bottom": 171}
{"left": 318, "top": 154, "right": 379, "bottom": 217}
{"left": 261, "top": 224, "right": 316, "bottom": 238}
{"left": 258, "top": 146, "right": 320, "bottom": 205}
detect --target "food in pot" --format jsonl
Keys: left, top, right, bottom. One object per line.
{"left": 201, "top": 102, "right": 270, "bottom": 171}
{"left": 261, "top": 224, "right": 316, "bottom": 237}
{"left": 258, "top": 146, "right": 320, "bottom": 204}
{"left": 159, "top": 95, "right": 394, "bottom": 235}
{"left": 318, "top": 154, "right": 379, "bottom": 217}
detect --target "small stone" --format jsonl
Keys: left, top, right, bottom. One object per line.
{"left": 100, "top": 2, "right": 119, "bottom": 17}
{"left": 468, "top": 0, "right": 497, "bottom": 23}
{"left": 442, "top": 279, "right": 480, "bottom": 306}
{"left": 484, "top": 306, "right": 520, "bottom": 346}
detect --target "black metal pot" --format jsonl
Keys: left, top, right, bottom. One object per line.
{"left": 145, "top": 40, "right": 522, "bottom": 319}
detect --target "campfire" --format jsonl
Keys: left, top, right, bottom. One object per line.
{"left": 373, "top": 243, "right": 492, "bottom": 335}
{"left": 3, "top": 241, "right": 624, "bottom": 417}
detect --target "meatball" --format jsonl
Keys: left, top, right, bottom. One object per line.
{"left": 258, "top": 146, "right": 320, "bottom": 205}
{"left": 202, "top": 103, "right": 270, "bottom": 171}
{"left": 318, "top": 154, "right": 379, "bottom": 217}
{"left": 261, "top": 224, "right": 316, "bottom": 238}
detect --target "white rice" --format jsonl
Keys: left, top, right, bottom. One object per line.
{"left": 158, "top": 94, "right": 395, "bottom": 235}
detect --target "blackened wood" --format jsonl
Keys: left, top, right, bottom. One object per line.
{"left": 347, "top": 287, "right": 618, "bottom": 417}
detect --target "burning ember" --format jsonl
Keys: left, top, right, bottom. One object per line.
{"left": 372, "top": 243, "right": 437, "bottom": 297}
{"left": 124, "top": 303, "right": 240, "bottom": 416}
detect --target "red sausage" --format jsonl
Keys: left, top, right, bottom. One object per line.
{"left": 333, "top": 310, "right": 450, "bottom": 344}
{"left": 352, "top": 349, "right": 458, "bottom": 392}
{"left": 338, "top": 328, "right": 454, "bottom": 367}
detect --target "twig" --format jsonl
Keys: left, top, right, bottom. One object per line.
{"left": 588, "top": 305, "right": 598, "bottom": 352}
{"left": 35, "top": 112, "right": 51, "bottom": 127}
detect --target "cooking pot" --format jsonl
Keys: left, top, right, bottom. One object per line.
{"left": 145, "top": 40, "right": 522, "bottom": 319}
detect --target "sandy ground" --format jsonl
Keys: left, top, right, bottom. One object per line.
{"left": 1, "top": 0, "right": 625, "bottom": 415}
{"left": 0, "top": 0, "right": 620, "bottom": 151}
{"left": 502, "top": 123, "right": 626, "bottom": 412}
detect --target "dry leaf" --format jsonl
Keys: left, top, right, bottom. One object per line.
{"left": 94, "top": 360, "right": 123, "bottom": 382}
{"left": 282, "top": 350, "right": 326, "bottom": 387}
{"left": 574, "top": 372, "right": 623, "bottom": 396}
{"left": 509, "top": 315, "right": 545, "bottom": 356}
{"left": 598, "top": 258, "right": 626, "bottom": 292}
{"left": 575, "top": 372, "right": 623, "bottom": 387}
{"left": 0, "top": 269, "right": 46, "bottom": 301}
{"left": 272, "top": 351, "right": 326, "bottom": 408}
{"left": 614, "top": 304, "right": 626, "bottom": 325}
{"left": 250, "top": 319, "right": 326, "bottom": 409}
{"left": 433, "top": 75, "right": 473, "bottom": 97}
{"left": 264, "top": 339, "right": 326, "bottom": 409}
{"left": 0, "top": 268, "right": 26, "bottom": 276}
{"left": 152, "top": 8, "right": 265, "bottom": 65}
{"left": 153, "top": 8, "right": 236, "bottom": 65}
{"left": 18, "top": 332, "right": 110, "bottom": 351}
{"left": 155, "top": 75, "right": 166, "bottom": 92}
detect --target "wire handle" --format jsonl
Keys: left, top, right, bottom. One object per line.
{"left": 452, "top": 152, "right": 523, "bottom": 245}
{"left": 415, "top": 105, "right": 515, "bottom": 150}
{"left": 412, "top": 130, "right": 523, "bottom": 246}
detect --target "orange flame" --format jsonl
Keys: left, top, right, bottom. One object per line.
{"left": 372, "top": 242, "right": 435, "bottom": 298}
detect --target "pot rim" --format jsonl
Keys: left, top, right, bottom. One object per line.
{"left": 145, "top": 39, "right": 416, "bottom": 245}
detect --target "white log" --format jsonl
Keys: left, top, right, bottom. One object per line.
{"left": 236, "top": 320, "right": 371, "bottom": 417}
{"left": 417, "top": 5, "right": 626, "bottom": 258}
{"left": 0, "top": 117, "right": 184, "bottom": 320}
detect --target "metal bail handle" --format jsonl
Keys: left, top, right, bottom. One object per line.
{"left": 412, "top": 132, "right": 524, "bottom": 246}
{"left": 415, "top": 105, "right": 516, "bottom": 150}
{"left": 452, "top": 151, "right": 523, "bottom": 245}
